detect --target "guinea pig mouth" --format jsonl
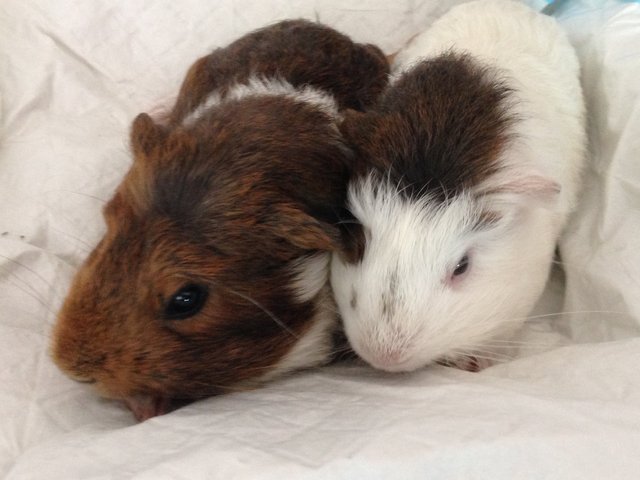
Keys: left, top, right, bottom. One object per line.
{"left": 122, "top": 394, "right": 194, "bottom": 422}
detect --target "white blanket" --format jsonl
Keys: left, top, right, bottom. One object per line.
{"left": 2, "top": 1, "right": 640, "bottom": 478}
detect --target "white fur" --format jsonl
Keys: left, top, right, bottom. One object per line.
{"left": 331, "top": 0, "right": 586, "bottom": 372}
{"left": 263, "top": 255, "right": 334, "bottom": 378}
{"left": 289, "top": 253, "right": 331, "bottom": 303}
{"left": 261, "top": 285, "right": 337, "bottom": 381}
{"left": 181, "top": 77, "right": 339, "bottom": 380}
{"left": 394, "top": 0, "right": 584, "bottom": 217}
{"left": 182, "top": 76, "right": 340, "bottom": 127}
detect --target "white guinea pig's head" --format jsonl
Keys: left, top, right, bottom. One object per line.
{"left": 331, "top": 174, "right": 559, "bottom": 372}
{"left": 331, "top": 54, "right": 566, "bottom": 372}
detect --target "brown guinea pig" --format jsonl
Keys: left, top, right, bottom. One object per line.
{"left": 51, "top": 19, "right": 389, "bottom": 422}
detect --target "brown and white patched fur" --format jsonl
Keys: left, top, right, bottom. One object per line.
{"left": 52, "top": 20, "right": 389, "bottom": 421}
{"left": 331, "top": 0, "right": 586, "bottom": 372}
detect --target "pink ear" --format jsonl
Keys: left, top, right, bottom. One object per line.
{"left": 482, "top": 173, "right": 561, "bottom": 209}
{"left": 499, "top": 175, "right": 561, "bottom": 201}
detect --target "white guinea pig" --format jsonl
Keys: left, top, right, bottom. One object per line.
{"left": 331, "top": 0, "right": 586, "bottom": 372}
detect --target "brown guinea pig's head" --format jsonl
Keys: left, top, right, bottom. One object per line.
{"left": 52, "top": 94, "right": 354, "bottom": 421}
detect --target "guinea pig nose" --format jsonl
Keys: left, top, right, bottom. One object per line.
{"left": 123, "top": 394, "right": 173, "bottom": 422}
{"left": 359, "top": 347, "right": 412, "bottom": 372}
{"left": 372, "top": 356, "right": 407, "bottom": 372}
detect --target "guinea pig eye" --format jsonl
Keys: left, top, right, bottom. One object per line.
{"left": 452, "top": 254, "right": 470, "bottom": 277}
{"left": 164, "top": 284, "right": 208, "bottom": 320}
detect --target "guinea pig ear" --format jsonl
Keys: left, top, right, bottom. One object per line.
{"left": 272, "top": 204, "right": 341, "bottom": 252}
{"left": 130, "top": 113, "right": 168, "bottom": 157}
{"left": 482, "top": 173, "right": 561, "bottom": 209}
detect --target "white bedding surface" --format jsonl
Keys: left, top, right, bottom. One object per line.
{"left": 1, "top": 0, "right": 640, "bottom": 478}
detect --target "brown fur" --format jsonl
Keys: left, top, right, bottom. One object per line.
{"left": 54, "top": 97, "right": 349, "bottom": 404}
{"left": 341, "top": 53, "right": 514, "bottom": 263}
{"left": 167, "top": 19, "right": 389, "bottom": 125}
{"left": 337, "top": 53, "right": 514, "bottom": 263}
{"left": 52, "top": 20, "right": 390, "bottom": 418}
{"left": 341, "top": 52, "right": 514, "bottom": 199}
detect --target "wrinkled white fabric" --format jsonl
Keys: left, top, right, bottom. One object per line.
{"left": 1, "top": 0, "right": 639, "bottom": 478}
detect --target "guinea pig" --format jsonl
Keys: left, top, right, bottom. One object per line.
{"left": 52, "top": 19, "right": 389, "bottom": 421}
{"left": 331, "top": 0, "right": 586, "bottom": 372}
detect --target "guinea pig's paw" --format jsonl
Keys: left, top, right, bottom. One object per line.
{"left": 438, "top": 355, "right": 494, "bottom": 373}
{"left": 123, "top": 394, "right": 172, "bottom": 422}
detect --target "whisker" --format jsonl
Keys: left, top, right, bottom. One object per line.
{"left": 503, "top": 309, "right": 635, "bottom": 325}
{"left": 0, "top": 253, "right": 68, "bottom": 306}
{"left": 480, "top": 342, "right": 554, "bottom": 350}
{"left": 227, "top": 288, "right": 299, "bottom": 340}
{"left": 0, "top": 253, "right": 57, "bottom": 292}
{"left": 60, "top": 189, "right": 108, "bottom": 204}
{"left": 468, "top": 353, "right": 512, "bottom": 363}
{"left": 554, "top": 309, "right": 635, "bottom": 317}
{"left": 3, "top": 277, "right": 57, "bottom": 316}
{"left": 0, "top": 267, "right": 50, "bottom": 307}
{"left": 461, "top": 350, "right": 514, "bottom": 361}
{"left": 447, "top": 350, "right": 514, "bottom": 364}
{"left": 481, "top": 338, "right": 557, "bottom": 346}
{"left": 329, "top": 344, "right": 353, "bottom": 355}
{"left": 334, "top": 219, "right": 361, "bottom": 226}
{"left": 450, "top": 343, "right": 518, "bottom": 360}
{"left": 49, "top": 225, "right": 93, "bottom": 253}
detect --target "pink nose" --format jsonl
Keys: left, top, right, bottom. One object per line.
{"left": 123, "top": 394, "right": 172, "bottom": 422}
{"left": 358, "top": 348, "right": 412, "bottom": 372}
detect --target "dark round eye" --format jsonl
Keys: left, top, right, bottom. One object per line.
{"left": 453, "top": 254, "right": 470, "bottom": 277}
{"left": 164, "top": 284, "right": 208, "bottom": 320}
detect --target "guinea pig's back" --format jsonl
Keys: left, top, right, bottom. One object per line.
{"left": 396, "top": 1, "right": 569, "bottom": 63}
{"left": 394, "top": 0, "right": 586, "bottom": 220}
{"left": 169, "top": 19, "right": 389, "bottom": 125}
